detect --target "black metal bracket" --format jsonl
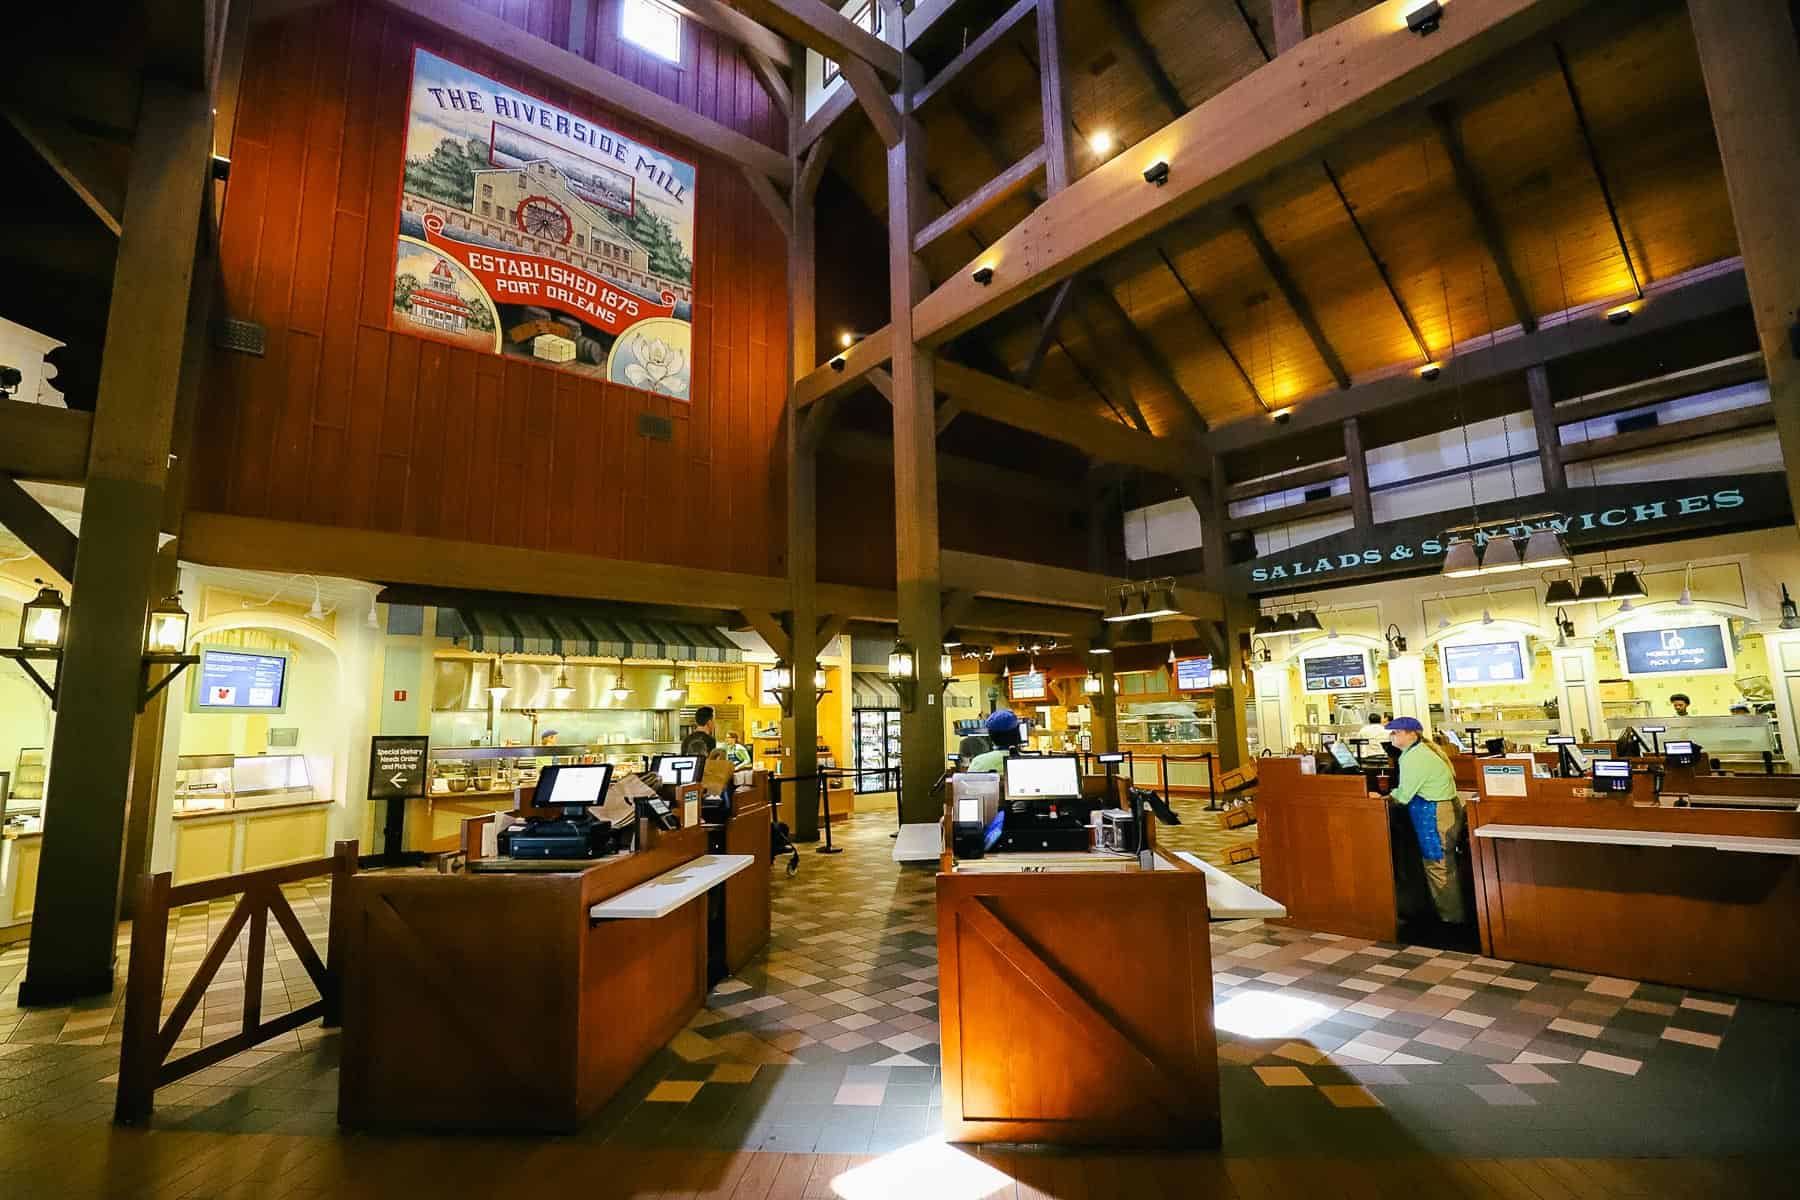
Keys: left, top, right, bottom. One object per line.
{"left": 0, "top": 647, "right": 59, "bottom": 706}
{"left": 140, "top": 654, "right": 200, "bottom": 711}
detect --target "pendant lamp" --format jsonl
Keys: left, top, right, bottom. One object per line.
{"left": 1274, "top": 611, "right": 1301, "bottom": 634}
{"left": 1521, "top": 528, "right": 1571, "bottom": 570}
{"left": 1252, "top": 613, "right": 1280, "bottom": 639}
{"left": 1442, "top": 537, "right": 1480, "bottom": 578}
{"left": 1573, "top": 573, "right": 1611, "bottom": 604}
{"left": 1609, "top": 567, "right": 1647, "bottom": 601}
{"left": 1294, "top": 609, "right": 1323, "bottom": 633}
{"left": 1544, "top": 576, "right": 1578, "bottom": 606}
{"left": 1479, "top": 535, "right": 1524, "bottom": 575}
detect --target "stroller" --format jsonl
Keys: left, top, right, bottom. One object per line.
{"left": 770, "top": 817, "right": 800, "bottom": 876}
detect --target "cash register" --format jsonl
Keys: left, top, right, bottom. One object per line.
{"left": 497, "top": 763, "right": 625, "bottom": 859}
{"left": 1590, "top": 758, "right": 1633, "bottom": 795}
{"left": 994, "top": 754, "right": 1092, "bottom": 852}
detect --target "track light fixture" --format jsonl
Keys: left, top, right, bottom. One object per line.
{"left": 1605, "top": 305, "right": 1635, "bottom": 325}
{"left": 1406, "top": 0, "right": 1442, "bottom": 35}
{"left": 1142, "top": 160, "right": 1170, "bottom": 186}
{"left": 829, "top": 356, "right": 845, "bottom": 372}
{"left": 1418, "top": 363, "right": 1441, "bottom": 381}
{"left": 971, "top": 265, "right": 994, "bottom": 286}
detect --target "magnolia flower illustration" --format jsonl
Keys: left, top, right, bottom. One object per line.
{"left": 623, "top": 336, "right": 688, "bottom": 396}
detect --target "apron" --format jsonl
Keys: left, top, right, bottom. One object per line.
{"left": 1407, "top": 796, "right": 1446, "bottom": 861}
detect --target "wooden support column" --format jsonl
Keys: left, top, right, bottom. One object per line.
{"left": 889, "top": 43, "right": 944, "bottom": 825}
{"left": 1196, "top": 465, "right": 1229, "bottom": 585}
{"left": 1343, "top": 416, "right": 1373, "bottom": 535}
{"left": 1686, "top": 0, "right": 1800, "bottom": 525}
{"left": 1036, "top": 0, "right": 1073, "bottom": 192}
{"left": 22, "top": 83, "right": 212, "bottom": 1006}
{"left": 785, "top": 67, "right": 825, "bottom": 843}
{"left": 1272, "top": 0, "right": 1309, "bottom": 53}
{"left": 1212, "top": 599, "right": 1255, "bottom": 774}
{"left": 1091, "top": 660, "right": 1119, "bottom": 754}
{"left": 1526, "top": 364, "right": 1567, "bottom": 498}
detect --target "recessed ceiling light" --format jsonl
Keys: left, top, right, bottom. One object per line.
{"left": 1088, "top": 130, "right": 1114, "bottom": 155}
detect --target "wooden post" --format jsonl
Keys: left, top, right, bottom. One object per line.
{"left": 1093, "top": 661, "right": 1119, "bottom": 754}
{"left": 1196, "top": 465, "right": 1229, "bottom": 585}
{"left": 1272, "top": 0, "right": 1309, "bottom": 53}
{"left": 120, "top": 542, "right": 181, "bottom": 921}
{"left": 787, "top": 53, "right": 824, "bottom": 842}
{"left": 113, "top": 871, "right": 171, "bottom": 1125}
{"left": 1685, "top": 0, "right": 1800, "bottom": 526}
{"left": 1344, "top": 416, "right": 1373, "bottom": 535}
{"left": 1526, "top": 364, "right": 1567, "bottom": 498}
{"left": 890, "top": 39, "right": 944, "bottom": 824}
{"left": 323, "top": 839, "right": 358, "bottom": 1027}
{"left": 22, "top": 82, "right": 212, "bottom": 1006}
{"left": 1036, "top": 0, "right": 1073, "bottom": 192}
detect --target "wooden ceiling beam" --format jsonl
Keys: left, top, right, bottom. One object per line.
{"left": 730, "top": 0, "right": 903, "bottom": 81}
{"left": 1224, "top": 456, "right": 1348, "bottom": 502}
{"left": 1234, "top": 203, "right": 1352, "bottom": 390}
{"left": 1428, "top": 101, "right": 1538, "bottom": 334}
{"left": 896, "top": 0, "right": 1589, "bottom": 350}
{"left": 742, "top": 46, "right": 792, "bottom": 116}
{"left": 1086, "top": 281, "right": 1208, "bottom": 431}
{"left": 1019, "top": 277, "right": 1079, "bottom": 387}
{"left": 841, "top": 57, "right": 902, "bottom": 148}
{"left": 0, "top": 400, "right": 92, "bottom": 484}
{"left": 376, "top": 0, "right": 788, "bottom": 177}
{"left": 671, "top": 0, "right": 796, "bottom": 67}
{"left": 932, "top": 360, "right": 1199, "bottom": 478}
{"left": 0, "top": 476, "right": 77, "bottom": 585}
{"left": 1551, "top": 352, "right": 1765, "bottom": 427}
{"left": 1559, "top": 403, "right": 1774, "bottom": 464}
{"left": 912, "top": 145, "right": 1046, "bottom": 255}
{"left": 1272, "top": 0, "right": 1310, "bottom": 53}
{"left": 914, "top": 0, "right": 1037, "bottom": 112}
{"left": 1225, "top": 492, "right": 1352, "bottom": 533}
{"left": 823, "top": 429, "right": 1082, "bottom": 512}
{"left": 1067, "top": 308, "right": 1152, "bottom": 433}
{"left": 1156, "top": 248, "right": 1266, "bottom": 412}
{"left": 1208, "top": 264, "right": 1752, "bottom": 452}
{"left": 3, "top": 106, "right": 125, "bottom": 236}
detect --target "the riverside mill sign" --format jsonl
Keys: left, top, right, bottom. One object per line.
{"left": 1231, "top": 472, "right": 1793, "bottom": 596}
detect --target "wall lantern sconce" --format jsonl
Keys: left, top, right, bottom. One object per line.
{"left": 1385, "top": 622, "right": 1408, "bottom": 659}
{"left": 1082, "top": 673, "right": 1103, "bottom": 696}
{"left": 3, "top": 580, "right": 68, "bottom": 708}
{"left": 766, "top": 662, "right": 827, "bottom": 716}
{"left": 938, "top": 652, "right": 955, "bottom": 693}
{"left": 139, "top": 591, "right": 201, "bottom": 711}
{"left": 888, "top": 638, "right": 918, "bottom": 711}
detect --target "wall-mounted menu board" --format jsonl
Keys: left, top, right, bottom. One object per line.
{"left": 1442, "top": 639, "right": 1530, "bottom": 687}
{"left": 1300, "top": 651, "right": 1372, "bottom": 693}
{"left": 1008, "top": 671, "right": 1047, "bottom": 701}
{"left": 1174, "top": 656, "right": 1214, "bottom": 691}
{"left": 191, "top": 648, "right": 290, "bottom": 713}
{"left": 1617, "top": 622, "right": 1733, "bottom": 676}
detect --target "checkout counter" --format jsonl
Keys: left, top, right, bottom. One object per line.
{"left": 339, "top": 766, "right": 771, "bottom": 1131}
{"left": 934, "top": 754, "right": 1279, "bottom": 1148}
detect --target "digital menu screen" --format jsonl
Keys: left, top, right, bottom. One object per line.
{"left": 194, "top": 649, "right": 288, "bottom": 712}
{"left": 1174, "top": 656, "right": 1214, "bottom": 690}
{"left": 1301, "top": 651, "right": 1370, "bottom": 693}
{"left": 1009, "top": 671, "right": 1047, "bottom": 700}
{"left": 1442, "top": 640, "right": 1528, "bottom": 686}
{"left": 1620, "top": 624, "right": 1730, "bottom": 675}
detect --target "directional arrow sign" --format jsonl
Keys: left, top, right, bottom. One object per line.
{"left": 369, "top": 736, "right": 430, "bottom": 801}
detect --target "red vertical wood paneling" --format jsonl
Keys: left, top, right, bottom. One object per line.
{"left": 197, "top": 0, "right": 789, "bottom": 576}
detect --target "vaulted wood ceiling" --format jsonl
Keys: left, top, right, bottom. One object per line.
{"left": 826, "top": 0, "right": 1737, "bottom": 441}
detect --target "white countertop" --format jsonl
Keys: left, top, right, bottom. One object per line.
{"left": 588, "top": 854, "right": 754, "bottom": 920}
{"left": 1475, "top": 823, "right": 1800, "bottom": 856}
{"left": 1172, "top": 851, "right": 1288, "bottom": 920}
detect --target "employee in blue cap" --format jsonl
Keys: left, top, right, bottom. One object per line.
{"left": 1372, "top": 716, "right": 1466, "bottom": 924}
{"left": 968, "top": 709, "right": 1025, "bottom": 774}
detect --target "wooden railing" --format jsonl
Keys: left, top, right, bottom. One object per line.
{"left": 113, "top": 840, "right": 358, "bottom": 1125}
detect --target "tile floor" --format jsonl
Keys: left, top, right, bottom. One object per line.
{"left": 2, "top": 803, "right": 1798, "bottom": 1197}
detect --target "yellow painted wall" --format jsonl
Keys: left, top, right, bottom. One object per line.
{"left": 0, "top": 597, "right": 53, "bottom": 793}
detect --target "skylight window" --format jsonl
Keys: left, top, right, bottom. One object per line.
{"left": 622, "top": 0, "right": 683, "bottom": 64}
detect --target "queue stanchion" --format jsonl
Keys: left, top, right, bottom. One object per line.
{"left": 1203, "top": 751, "right": 1221, "bottom": 812}
{"left": 817, "top": 774, "right": 842, "bottom": 855}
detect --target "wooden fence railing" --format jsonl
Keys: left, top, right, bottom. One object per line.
{"left": 113, "top": 840, "right": 358, "bottom": 1125}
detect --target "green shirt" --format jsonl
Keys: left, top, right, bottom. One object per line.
{"left": 1388, "top": 740, "right": 1458, "bottom": 806}
{"left": 972, "top": 752, "right": 1015, "bottom": 780}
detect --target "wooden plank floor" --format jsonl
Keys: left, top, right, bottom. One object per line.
{"left": 0, "top": 1125, "right": 1792, "bottom": 1200}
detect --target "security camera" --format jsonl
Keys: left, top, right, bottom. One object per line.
{"left": 1142, "top": 160, "right": 1170, "bottom": 187}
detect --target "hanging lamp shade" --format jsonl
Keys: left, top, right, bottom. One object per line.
{"left": 1294, "top": 609, "right": 1324, "bottom": 633}
{"left": 1479, "top": 535, "right": 1524, "bottom": 575}
{"left": 1441, "top": 538, "right": 1481, "bottom": 578}
{"left": 1521, "top": 528, "right": 1571, "bottom": 570}
{"left": 1544, "top": 577, "right": 1578, "bottom": 606}
{"left": 1573, "top": 573, "right": 1612, "bottom": 604}
{"left": 1609, "top": 568, "right": 1648, "bottom": 600}
{"left": 1274, "top": 611, "right": 1301, "bottom": 634}
{"left": 1251, "top": 613, "right": 1280, "bottom": 639}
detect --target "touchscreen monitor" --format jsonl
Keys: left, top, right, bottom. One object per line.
{"left": 538, "top": 763, "right": 613, "bottom": 809}
{"left": 1329, "top": 741, "right": 1358, "bottom": 770}
{"left": 1003, "top": 754, "right": 1081, "bottom": 800}
{"left": 650, "top": 755, "right": 701, "bottom": 785}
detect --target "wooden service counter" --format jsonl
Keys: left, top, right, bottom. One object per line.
{"left": 340, "top": 821, "right": 729, "bottom": 1132}
{"left": 1255, "top": 756, "right": 1407, "bottom": 942}
{"left": 936, "top": 840, "right": 1220, "bottom": 1147}
{"left": 1469, "top": 770, "right": 1800, "bottom": 1003}
{"left": 714, "top": 789, "right": 772, "bottom": 975}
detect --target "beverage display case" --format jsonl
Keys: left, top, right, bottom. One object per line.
{"left": 854, "top": 708, "right": 902, "bottom": 793}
